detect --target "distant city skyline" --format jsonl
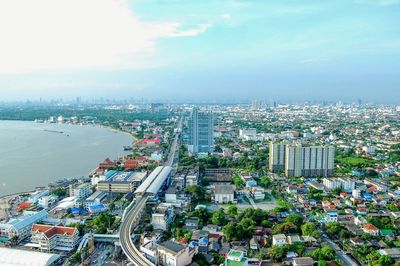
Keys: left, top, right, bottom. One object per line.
{"left": 0, "top": 0, "right": 399, "bottom": 102}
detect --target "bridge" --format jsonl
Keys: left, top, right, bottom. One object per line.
{"left": 119, "top": 117, "right": 182, "bottom": 265}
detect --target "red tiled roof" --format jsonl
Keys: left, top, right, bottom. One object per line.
{"left": 32, "top": 224, "right": 77, "bottom": 238}
{"left": 364, "top": 223, "right": 379, "bottom": 231}
{"left": 18, "top": 202, "right": 32, "bottom": 209}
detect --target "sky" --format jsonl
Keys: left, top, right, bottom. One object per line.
{"left": 0, "top": 0, "right": 399, "bottom": 103}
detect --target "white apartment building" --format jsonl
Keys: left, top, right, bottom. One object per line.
{"left": 239, "top": 128, "right": 257, "bottom": 139}
{"left": 362, "top": 145, "right": 376, "bottom": 154}
{"left": 323, "top": 178, "right": 355, "bottom": 192}
{"left": 338, "top": 177, "right": 356, "bottom": 191}
{"left": 30, "top": 224, "right": 79, "bottom": 252}
{"left": 70, "top": 183, "right": 90, "bottom": 199}
{"left": 352, "top": 189, "right": 362, "bottom": 199}
{"left": 323, "top": 178, "right": 341, "bottom": 190}
{"left": 250, "top": 187, "right": 265, "bottom": 200}
{"left": 285, "top": 144, "right": 335, "bottom": 177}
{"left": 0, "top": 210, "right": 48, "bottom": 242}
{"left": 269, "top": 142, "right": 287, "bottom": 172}
{"left": 37, "top": 195, "right": 58, "bottom": 208}
{"left": 151, "top": 203, "right": 175, "bottom": 231}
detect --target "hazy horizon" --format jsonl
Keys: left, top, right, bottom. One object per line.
{"left": 0, "top": 0, "right": 399, "bottom": 102}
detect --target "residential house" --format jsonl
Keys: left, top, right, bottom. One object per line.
{"left": 156, "top": 241, "right": 196, "bottom": 266}
{"left": 363, "top": 224, "right": 380, "bottom": 236}
{"left": 223, "top": 250, "right": 248, "bottom": 266}
{"left": 272, "top": 234, "right": 287, "bottom": 246}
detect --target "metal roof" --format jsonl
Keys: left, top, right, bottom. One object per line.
{"left": 134, "top": 166, "right": 164, "bottom": 194}
{"left": 6, "top": 210, "right": 48, "bottom": 231}
{"left": 147, "top": 166, "right": 172, "bottom": 195}
{"left": 0, "top": 247, "right": 60, "bottom": 266}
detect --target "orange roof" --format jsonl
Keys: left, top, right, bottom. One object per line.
{"left": 322, "top": 200, "right": 331, "bottom": 205}
{"left": 364, "top": 223, "right": 379, "bottom": 231}
{"left": 18, "top": 202, "right": 32, "bottom": 210}
{"left": 32, "top": 224, "right": 77, "bottom": 238}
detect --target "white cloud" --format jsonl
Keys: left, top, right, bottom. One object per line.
{"left": 355, "top": 0, "right": 400, "bottom": 5}
{"left": 221, "top": 14, "right": 232, "bottom": 20}
{"left": 165, "top": 23, "right": 212, "bottom": 37}
{"left": 0, "top": 0, "right": 210, "bottom": 74}
{"left": 376, "top": 0, "right": 400, "bottom": 5}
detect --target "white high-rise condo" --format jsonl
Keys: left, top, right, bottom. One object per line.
{"left": 269, "top": 142, "right": 287, "bottom": 172}
{"left": 188, "top": 108, "right": 214, "bottom": 153}
{"left": 285, "top": 144, "right": 335, "bottom": 178}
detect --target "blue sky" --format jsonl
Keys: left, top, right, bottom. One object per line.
{"left": 0, "top": 0, "right": 399, "bottom": 102}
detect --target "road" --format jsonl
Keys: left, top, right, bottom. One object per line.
{"left": 119, "top": 116, "right": 182, "bottom": 266}
{"left": 323, "top": 235, "right": 359, "bottom": 266}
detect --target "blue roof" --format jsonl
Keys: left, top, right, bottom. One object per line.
{"left": 105, "top": 170, "right": 119, "bottom": 180}
{"left": 246, "top": 180, "right": 257, "bottom": 187}
{"left": 363, "top": 193, "right": 372, "bottom": 199}
{"left": 71, "top": 208, "right": 87, "bottom": 214}
{"left": 7, "top": 210, "right": 48, "bottom": 231}
{"left": 89, "top": 204, "right": 106, "bottom": 211}
{"left": 189, "top": 241, "right": 199, "bottom": 248}
{"left": 199, "top": 237, "right": 209, "bottom": 244}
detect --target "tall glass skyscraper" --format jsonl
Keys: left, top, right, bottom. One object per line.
{"left": 188, "top": 108, "right": 214, "bottom": 153}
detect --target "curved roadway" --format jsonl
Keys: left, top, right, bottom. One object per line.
{"left": 119, "top": 117, "right": 182, "bottom": 265}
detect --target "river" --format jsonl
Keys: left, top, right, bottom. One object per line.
{"left": 0, "top": 120, "right": 132, "bottom": 196}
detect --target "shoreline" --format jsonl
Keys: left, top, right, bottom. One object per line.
{"left": 0, "top": 120, "right": 136, "bottom": 203}
{"left": 0, "top": 190, "right": 36, "bottom": 221}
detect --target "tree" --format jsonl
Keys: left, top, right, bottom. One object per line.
{"left": 312, "top": 246, "right": 335, "bottom": 261}
{"left": 276, "top": 199, "right": 292, "bottom": 211}
{"left": 223, "top": 222, "right": 245, "bottom": 241}
{"left": 51, "top": 187, "right": 67, "bottom": 197}
{"left": 227, "top": 205, "right": 238, "bottom": 216}
{"left": 239, "top": 208, "right": 269, "bottom": 225}
{"left": 90, "top": 213, "right": 116, "bottom": 233}
{"left": 388, "top": 203, "right": 400, "bottom": 212}
{"left": 189, "top": 208, "right": 211, "bottom": 225}
{"left": 213, "top": 254, "right": 226, "bottom": 265}
{"left": 185, "top": 185, "right": 207, "bottom": 203}
{"left": 273, "top": 222, "right": 299, "bottom": 234}
{"left": 259, "top": 176, "right": 272, "bottom": 188}
{"left": 269, "top": 246, "right": 286, "bottom": 262}
{"left": 290, "top": 242, "right": 305, "bottom": 257}
{"left": 318, "top": 261, "right": 328, "bottom": 266}
{"left": 325, "top": 222, "right": 342, "bottom": 236}
{"left": 301, "top": 222, "right": 321, "bottom": 239}
{"left": 232, "top": 175, "right": 244, "bottom": 188}
{"left": 192, "top": 254, "right": 210, "bottom": 266}
{"left": 286, "top": 213, "right": 303, "bottom": 226}
{"left": 240, "top": 218, "right": 256, "bottom": 238}
{"left": 257, "top": 251, "right": 266, "bottom": 260}
{"left": 211, "top": 209, "right": 227, "bottom": 226}
{"left": 379, "top": 255, "right": 394, "bottom": 266}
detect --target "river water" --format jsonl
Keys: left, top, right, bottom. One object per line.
{"left": 0, "top": 120, "right": 132, "bottom": 196}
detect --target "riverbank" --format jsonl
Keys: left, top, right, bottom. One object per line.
{"left": 0, "top": 120, "right": 134, "bottom": 197}
{"left": 0, "top": 190, "right": 38, "bottom": 221}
